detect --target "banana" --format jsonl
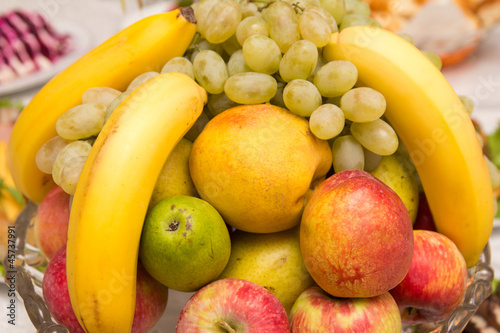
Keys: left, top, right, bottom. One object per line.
{"left": 323, "top": 26, "right": 494, "bottom": 267}
{"left": 66, "top": 73, "right": 207, "bottom": 332}
{"left": 7, "top": 7, "right": 197, "bottom": 203}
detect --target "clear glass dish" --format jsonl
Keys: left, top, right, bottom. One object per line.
{"left": 2, "top": 200, "right": 495, "bottom": 333}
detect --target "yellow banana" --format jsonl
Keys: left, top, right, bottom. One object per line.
{"left": 66, "top": 73, "right": 207, "bottom": 332}
{"left": 0, "top": 141, "right": 24, "bottom": 221}
{"left": 323, "top": 26, "right": 494, "bottom": 267}
{"left": 7, "top": 7, "right": 197, "bottom": 203}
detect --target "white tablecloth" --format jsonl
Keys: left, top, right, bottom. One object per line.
{"left": 0, "top": 1, "right": 499, "bottom": 332}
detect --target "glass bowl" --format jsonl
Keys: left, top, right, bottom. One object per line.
{"left": 2, "top": 200, "right": 495, "bottom": 333}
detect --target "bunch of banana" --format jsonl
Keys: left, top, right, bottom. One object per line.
{"left": 323, "top": 25, "right": 494, "bottom": 267}
{"left": 7, "top": 6, "right": 197, "bottom": 204}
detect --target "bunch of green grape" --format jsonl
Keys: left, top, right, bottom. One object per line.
{"left": 36, "top": 0, "right": 453, "bottom": 196}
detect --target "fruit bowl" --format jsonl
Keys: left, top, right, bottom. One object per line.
{"left": 2, "top": 199, "right": 494, "bottom": 333}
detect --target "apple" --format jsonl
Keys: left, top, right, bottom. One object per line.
{"left": 300, "top": 169, "right": 414, "bottom": 298}
{"left": 42, "top": 245, "right": 168, "bottom": 333}
{"left": 34, "top": 185, "right": 71, "bottom": 260}
{"left": 176, "top": 278, "right": 290, "bottom": 332}
{"left": 139, "top": 195, "right": 231, "bottom": 292}
{"left": 189, "top": 103, "right": 332, "bottom": 233}
{"left": 412, "top": 192, "right": 437, "bottom": 231}
{"left": 290, "top": 286, "right": 402, "bottom": 332}
{"left": 389, "top": 229, "right": 468, "bottom": 324}
{"left": 218, "top": 226, "right": 315, "bottom": 314}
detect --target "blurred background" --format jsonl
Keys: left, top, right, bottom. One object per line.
{"left": 0, "top": 0, "right": 499, "bottom": 331}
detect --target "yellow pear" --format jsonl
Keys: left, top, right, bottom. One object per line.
{"left": 150, "top": 138, "right": 197, "bottom": 207}
{"left": 218, "top": 226, "right": 315, "bottom": 314}
{"left": 189, "top": 104, "right": 332, "bottom": 233}
{"left": 369, "top": 152, "right": 420, "bottom": 223}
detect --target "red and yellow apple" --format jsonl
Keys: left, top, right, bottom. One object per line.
{"left": 42, "top": 246, "right": 168, "bottom": 333}
{"left": 34, "top": 185, "right": 71, "bottom": 260}
{"left": 176, "top": 278, "right": 290, "bottom": 332}
{"left": 300, "top": 169, "right": 414, "bottom": 298}
{"left": 290, "top": 286, "right": 402, "bottom": 332}
{"left": 189, "top": 104, "right": 332, "bottom": 233}
{"left": 389, "top": 230, "right": 468, "bottom": 324}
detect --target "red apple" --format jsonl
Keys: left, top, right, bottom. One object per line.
{"left": 412, "top": 192, "right": 437, "bottom": 231}
{"left": 389, "top": 230, "right": 468, "bottom": 324}
{"left": 42, "top": 245, "right": 168, "bottom": 333}
{"left": 290, "top": 286, "right": 402, "bottom": 332}
{"left": 300, "top": 169, "right": 414, "bottom": 298}
{"left": 34, "top": 186, "right": 71, "bottom": 259}
{"left": 176, "top": 278, "right": 290, "bottom": 332}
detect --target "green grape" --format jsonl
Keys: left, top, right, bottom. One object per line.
{"left": 52, "top": 140, "right": 92, "bottom": 186}
{"left": 309, "top": 104, "right": 345, "bottom": 140}
{"left": 340, "top": 87, "right": 386, "bottom": 122}
{"left": 56, "top": 103, "right": 107, "bottom": 140}
{"left": 221, "top": 33, "right": 242, "bottom": 56}
{"left": 240, "top": 0, "right": 261, "bottom": 18}
{"left": 314, "top": 60, "right": 358, "bottom": 97}
{"left": 189, "top": 40, "right": 225, "bottom": 62}
{"left": 264, "top": 1, "right": 301, "bottom": 53}
{"left": 331, "top": 134, "right": 364, "bottom": 172}
{"left": 36, "top": 136, "right": 71, "bottom": 174}
{"left": 204, "top": 0, "right": 243, "bottom": 44}
{"left": 105, "top": 92, "right": 128, "bottom": 123}
{"left": 299, "top": 10, "right": 333, "bottom": 48}
{"left": 421, "top": 50, "right": 442, "bottom": 70}
{"left": 363, "top": 147, "right": 381, "bottom": 172}
{"left": 270, "top": 81, "right": 286, "bottom": 108}
{"left": 283, "top": 79, "right": 323, "bottom": 117}
{"left": 82, "top": 87, "right": 121, "bottom": 107}
{"left": 59, "top": 155, "right": 87, "bottom": 195}
{"left": 320, "top": 0, "right": 346, "bottom": 24}
{"left": 192, "top": 0, "right": 222, "bottom": 37}
{"left": 193, "top": 50, "right": 229, "bottom": 94}
{"left": 350, "top": 118, "right": 399, "bottom": 156}
{"left": 459, "top": 95, "right": 474, "bottom": 115}
{"left": 339, "top": 13, "right": 381, "bottom": 30}
{"left": 279, "top": 39, "right": 318, "bottom": 82}
{"left": 185, "top": 111, "right": 211, "bottom": 141}
{"left": 227, "top": 49, "right": 253, "bottom": 76}
{"left": 126, "top": 71, "right": 159, "bottom": 93}
{"left": 326, "top": 95, "right": 342, "bottom": 106}
{"left": 161, "top": 56, "right": 195, "bottom": 80}
{"left": 207, "top": 92, "right": 240, "bottom": 116}
{"left": 224, "top": 72, "right": 277, "bottom": 104}
{"left": 304, "top": 5, "right": 339, "bottom": 33}
{"left": 307, "top": 53, "right": 328, "bottom": 82}
{"left": 236, "top": 16, "right": 269, "bottom": 46}
{"left": 242, "top": 34, "right": 282, "bottom": 75}
{"left": 399, "top": 33, "right": 414, "bottom": 44}
{"left": 345, "top": 0, "right": 370, "bottom": 16}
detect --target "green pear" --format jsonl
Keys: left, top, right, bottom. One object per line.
{"left": 150, "top": 138, "right": 197, "bottom": 207}
{"left": 369, "top": 152, "right": 419, "bottom": 223}
{"left": 218, "top": 226, "right": 315, "bottom": 314}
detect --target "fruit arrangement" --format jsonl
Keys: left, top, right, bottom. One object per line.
{"left": 3, "top": 0, "right": 497, "bottom": 332}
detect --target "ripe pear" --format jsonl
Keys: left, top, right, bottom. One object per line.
{"left": 150, "top": 138, "right": 197, "bottom": 207}
{"left": 189, "top": 104, "right": 332, "bottom": 233}
{"left": 369, "top": 152, "right": 419, "bottom": 223}
{"left": 218, "top": 226, "right": 315, "bottom": 314}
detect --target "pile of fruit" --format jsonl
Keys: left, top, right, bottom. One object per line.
{"left": 5, "top": 0, "right": 497, "bottom": 332}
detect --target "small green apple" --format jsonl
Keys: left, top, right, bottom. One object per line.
{"left": 139, "top": 195, "right": 231, "bottom": 292}
{"left": 218, "top": 226, "right": 315, "bottom": 314}
{"left": 369, "top": 152, "right": 420, "bottom": 223}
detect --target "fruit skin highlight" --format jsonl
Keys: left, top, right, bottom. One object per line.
{"left": 189, "top": 103, "right": 332, "bottom": 233}
{"left": 323, "top": 25, "right": 494, "bottom": 267}
{"left": 7, "top": 7, "right": 197, "bottom": 203}
{"left": 66, "top": 73, "right": 206, "bottom": 333}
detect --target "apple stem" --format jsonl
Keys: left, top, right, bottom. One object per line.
{"left": 218, "top": 321, "right": 236, "bottom": 333}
